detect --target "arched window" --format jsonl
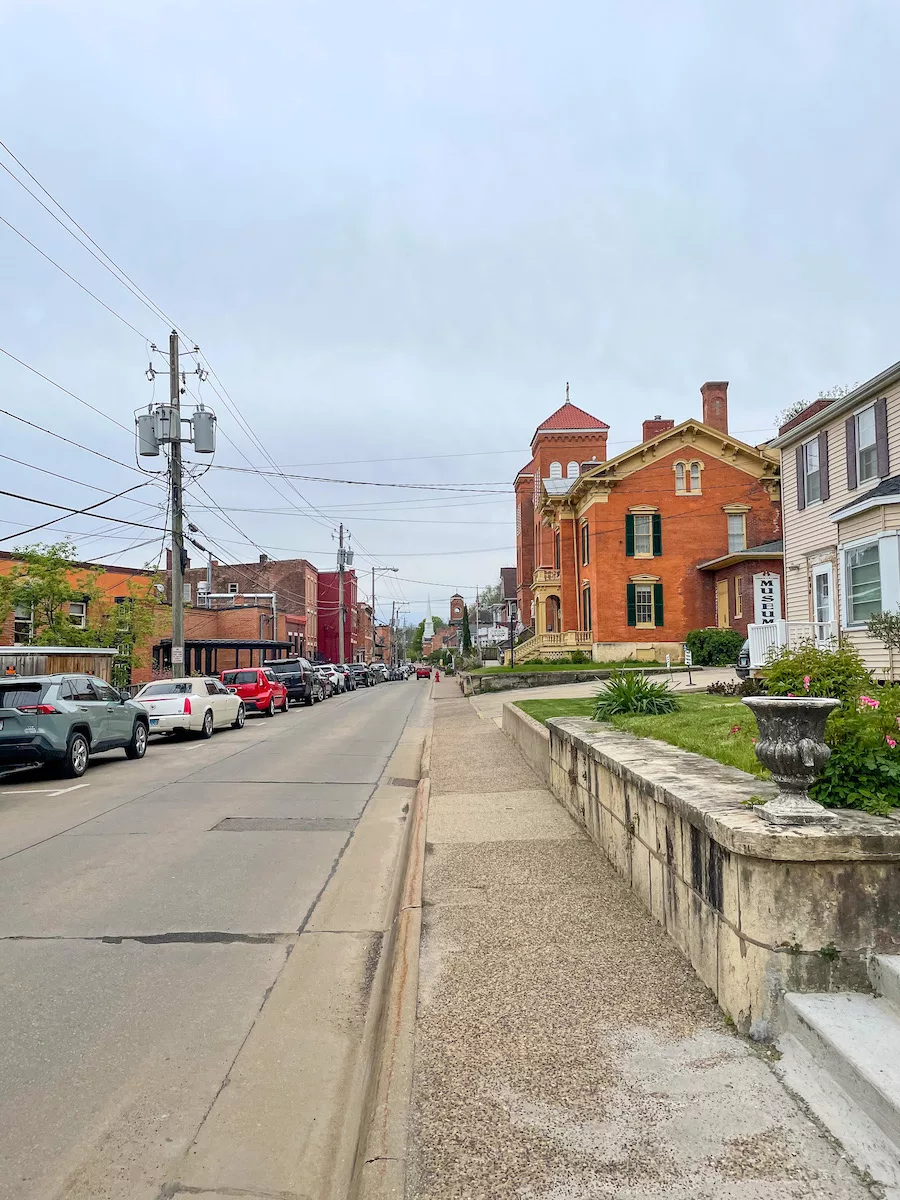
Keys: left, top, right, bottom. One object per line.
{"left": 549, "top": 461, "right": 562, "bottom": 479}
{"left": 690, "top": 461, "right": 702, "bottom": 491}
{"left": 675, "top": 462, "right": 686, "bottom": 493}
{"left": 567, "top": 461, "right": 579, "bottom": 479}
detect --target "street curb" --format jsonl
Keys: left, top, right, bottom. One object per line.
{"left": 349, "top": 722, "right": 432, "bottom": 1199}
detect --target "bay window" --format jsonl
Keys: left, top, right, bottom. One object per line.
{"left": 846, "top": 542, "right": 881, "bottom": 623}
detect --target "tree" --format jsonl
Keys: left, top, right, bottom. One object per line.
{"left": 0, "top": 540, "right": 161, "bottom": 685}
{"left": 777, "top": 384, "right": 858, "bottom": 430}
{"left": 867, "top": 608, "right": 900, "bottom": 681}
{"left": 479, "top": 582, "right": 502, "bottom": 606}
{"left": 461, "top": 604, "right": 472, "bottom": 654}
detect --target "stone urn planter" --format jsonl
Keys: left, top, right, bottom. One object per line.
{"left": 742, "top": 696, "right": 841, "bottom": 826}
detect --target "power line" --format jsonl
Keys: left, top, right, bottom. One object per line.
{"left": 0, "top": 345, "right": 131, "bottom": 432}
{"left": 0, "top": 483, "right": 160, "bottom": 543}
{"left": 0, "top": 452, "right": 165, "bottom": 508}
{"left": 0, "top": 403, "right": 144, "bottom": 474}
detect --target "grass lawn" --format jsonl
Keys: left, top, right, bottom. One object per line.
{"left": 516, "top": 692, "right": 767, "bottom": 779}
{"left": 470, "top": 660, "right": 683, "bottom": 675}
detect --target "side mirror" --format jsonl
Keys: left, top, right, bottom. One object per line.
{"left": 118, "top": 689, "right": 131, "bottom": 703}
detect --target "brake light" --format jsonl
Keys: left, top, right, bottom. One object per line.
{"left": 17, "top": 704, "right": 58, "bottom": 715}
{"left": 183, "top": 697, "right": 192, "bottom": 714}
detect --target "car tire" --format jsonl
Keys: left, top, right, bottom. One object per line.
{"left": 199, "top": 709, "right": 214, "bottom": 739}
{"left": 265, "top": 697, "right": 276, "bottom": 717}
{"left": 64, "top": 731, "right": 90, "bottom": 778}
{"left": 305, "top": 687, "right": 315, "bottom": 706}
{"left": 280, "top": 695, "right": 289, "bottom": 713}
{"left": 125, "top": 721, "right": 149, "bottom": 759}
{"left": 232, "top": 703, "right": 246, "bottom": 729}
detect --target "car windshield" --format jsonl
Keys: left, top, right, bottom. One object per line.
{"left": 137, "top": 682, "right": 195, "bottom": 697}
{"left": 264, "top": 662, "right": 295, "bottom": 676}
{"left": 0, "top": 683, "right": 45, "bottom": 709}
{"left": 222, "top": 670, "right": 258, "bottom": 685}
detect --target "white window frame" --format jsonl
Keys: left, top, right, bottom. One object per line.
{"left": 674, "top": 462, "right": 686, "bottom": 493}
{"left": 840, "top": 532, "right": 900, "bottom": 628}
{"left": 633, "top": 514, "right": 653, "bottom": 557}
{"left": 227, "top": 582, "right": 239, "bottom": 594}
{"left": 13, "top": 603, "right": 34, "bottom": 644}
{"left": 566, "top": 461, "right": 579, "bottom": 479}
{"left": 68, "top": 601, "right": 87, "bottom": 629}
{"left": 811, "top": 562, "right": 834, "bottom": 626}
{"left": 802, "top": 437, "right": 822, "bottom": 505}
{"left": 727, "top": 512, "right": 746, "bottom": 553}
{"left": 689, "top": 461, "right": 702, "bottom": 493}
{"left": 549, "top": 461, "right": 562, "bottom": 479}
{"left": 854, "top": 403, "right": 879, "bottom": 485}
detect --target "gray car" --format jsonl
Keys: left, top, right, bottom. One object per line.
{"left": 0, "top": 673, "right": 150, "bottom": 778}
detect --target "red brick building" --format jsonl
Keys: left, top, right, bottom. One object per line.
{"left": 515, "top": 389, "right": 610, "bottom": 629}
{"left": 518, "top": 382, "right": 783, "bottom": 661}
{"left": 317, "top": 570, "right": 365, "bottom": 662}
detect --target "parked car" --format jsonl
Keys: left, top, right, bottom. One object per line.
{"left": 416, "top": 665, "right": 431, "bottom": 679}
{"left": 133, "top": 677, "right": 245, "bottom": 738}
{"left": 350, "top": 663, "right": 374, "bottom": 687}
{"left": 0, "top": 673, "right": 149, "bottom": 777}
{"left": 339, "top": 665, "right": 356, "bottom": 691}
{"left": 311, "top": 665, "right": 333, "bottom": 698}
{"left": 370, "top": 663, "right": 389, "bottom": 683}
{"left": 319, "top": 664, "right": 346, "bottom": 693}
{"left": 262, "top": 656, "right": 317, "bottom": 706}
{"left": 220, "top": 667, "right": 288, "bottom": 716}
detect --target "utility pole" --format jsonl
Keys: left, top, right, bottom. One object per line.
{"left": 371, "top": 565, "right": 376, "bottom": 659}
{"left": 338, "top": 525, "right": 345, "bottom": 667}
{"left": 391, "top": 601, "right": 397, "bottom": 666}
{"left": 169, "top": 331, "right": 185, "bottom": 678}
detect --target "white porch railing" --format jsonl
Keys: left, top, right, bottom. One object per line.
{"left": 747, "top": 620, "right": 839, "bottom": 669}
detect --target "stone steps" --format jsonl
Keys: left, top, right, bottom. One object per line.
{"left": 777, "top": 955, "right": 900, "bottom": 1196}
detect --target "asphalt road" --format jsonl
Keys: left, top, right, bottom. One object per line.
{"left": 0, "top": 676, "right": 426, "bottom": 1200}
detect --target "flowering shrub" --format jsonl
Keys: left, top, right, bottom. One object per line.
{"left": 762, "top": 643, "right": 900, "bottom": 815}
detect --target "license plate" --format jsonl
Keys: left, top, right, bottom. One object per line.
{"left": 150, "top": 718, "right": 159, "bottom": 726}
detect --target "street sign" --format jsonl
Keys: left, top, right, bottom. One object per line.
{"left": 171, "top": 647, "right": 184, "bottom": 664}
{"left": 665, "top": 653, "right": 671, "bottom": 669}
{"left": 683, "top": 647, "right": 693, "bottom": 667}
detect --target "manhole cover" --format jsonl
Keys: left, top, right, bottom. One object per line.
{"left": 389, "top": 777, "right": 419, "bottom": 788}
{"left": 211, "top": 817, "right": 357, "bottom": 832}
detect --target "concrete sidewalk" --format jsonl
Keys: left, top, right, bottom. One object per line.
{"left": 406, "top": 678, "right": 871, "bottom": 1199}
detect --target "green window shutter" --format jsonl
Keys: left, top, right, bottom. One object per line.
{"left": 653, "top": 583, "right": 664, "bottom": 627}
{"left": 625, "top": 514, "right": 635, "bottom": 557}
{"left": 652, "top": 513, "right": 662, "bottom": 556}
{"left": 626, "top": 583, "right": 637, "bottom": 626}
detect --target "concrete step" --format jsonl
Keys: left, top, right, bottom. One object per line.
{"left": 869, "top": 953, "right": 900, "bottom": 1011}
{"left": 785, "top": 991, "right": 900, "bottom": 1152}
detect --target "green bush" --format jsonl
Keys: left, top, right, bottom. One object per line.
{"left": 761, "top": 641, "right": 870, "bottom": 703}
{"left": 568, "top": 649, "right": 590, "bottom": 664}
{"left": 685, "top": 628, "right": 745, "bottom": 666}
{"left": 593, "top": 671, "right": 679, "bottom": 719}
{"left": 707, "top": 678, "right": 766, "bottom": 697}
{"left": 812, "top": 685, "right": 900, "bottom": 815}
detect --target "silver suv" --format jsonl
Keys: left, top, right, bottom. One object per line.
{"left": 0, "top": 674, "right": 150, "bottom": 778}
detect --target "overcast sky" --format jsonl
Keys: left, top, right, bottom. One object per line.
{"left": 3, "top": 0, "right": 900, "bottom": 624}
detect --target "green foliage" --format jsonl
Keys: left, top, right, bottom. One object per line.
{"left": 685, "top": 628, "right": 745, "bottom": 666}
{"left": 593, "top": 671, "right": 680, "bottom": 719}
{"left": 761, "top": 641, "right": 870, "bottom": 702}
{"left": 568, "top": 649, "right": 590, "bottom": 664}
{"left": 811, "top": 684, "right": 900, "bottom": 815}
{"left": 461, "top": 605, "right": 472, "bottom": 654}
{"left": 867, "top": 608, "right": 900, "bottom": 665}
{"left": 478, "top": 582, "right": 502, "bottom": 605}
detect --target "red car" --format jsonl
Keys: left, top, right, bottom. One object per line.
{"left": 416, "top": 666, "right": 431, "bottom": 679}
{"left": 220, "top": 667, "right": 288, "bottom": 716}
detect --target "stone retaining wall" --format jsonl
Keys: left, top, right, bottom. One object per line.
{"left": 502, "top": 703, "right": 900, "bottom": 1037}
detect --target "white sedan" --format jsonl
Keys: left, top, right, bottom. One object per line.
{"left": 133, "top": 678, "right": 245, "bottom": 738}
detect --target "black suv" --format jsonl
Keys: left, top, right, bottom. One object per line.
{"left": 262, "top": 656, "right": 317, "bottom": 706}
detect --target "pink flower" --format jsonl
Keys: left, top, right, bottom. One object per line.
{"left": 803, "top": 675, "right": 811, "bottom": 691}
{"left": 859, "top": 696, "right": 881, "bottom": 710}
{"left": 787, "top": 693, "right": 796, "bottom": 698}
{"left": 729, "top": 725, "right": 741, "bottom": 735}
{"left": 887, "top": 736, "right": 898, "bottom": 750}
{"left": 751, "top": 736, "right": 758, "bottom": 744}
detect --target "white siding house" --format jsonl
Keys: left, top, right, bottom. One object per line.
{"left": 770, "top": 363, "right": 900, "bottom": 678}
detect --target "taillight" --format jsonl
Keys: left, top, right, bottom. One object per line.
{"left": 17, "top": 704, "right": 58, "bottom": 715}
{"left": 183, "top": 698, "right": 192, "bottom": 714}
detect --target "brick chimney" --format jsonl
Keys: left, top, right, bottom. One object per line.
{"left": 642, "top": 415, "right": 675, "bottom": 442}
{"left": 701, "top": 381, "right": 729, "bottom": 433}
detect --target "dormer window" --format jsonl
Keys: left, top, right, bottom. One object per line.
{"left": 566, "top": 461, "right": 579, "bottom": 479}
{"left": 549, "top": 461, "right": 562, "bottom": 479}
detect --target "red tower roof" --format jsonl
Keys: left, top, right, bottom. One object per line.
{"left": 531, "top": 402, "right": 609, "bottom": 444}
